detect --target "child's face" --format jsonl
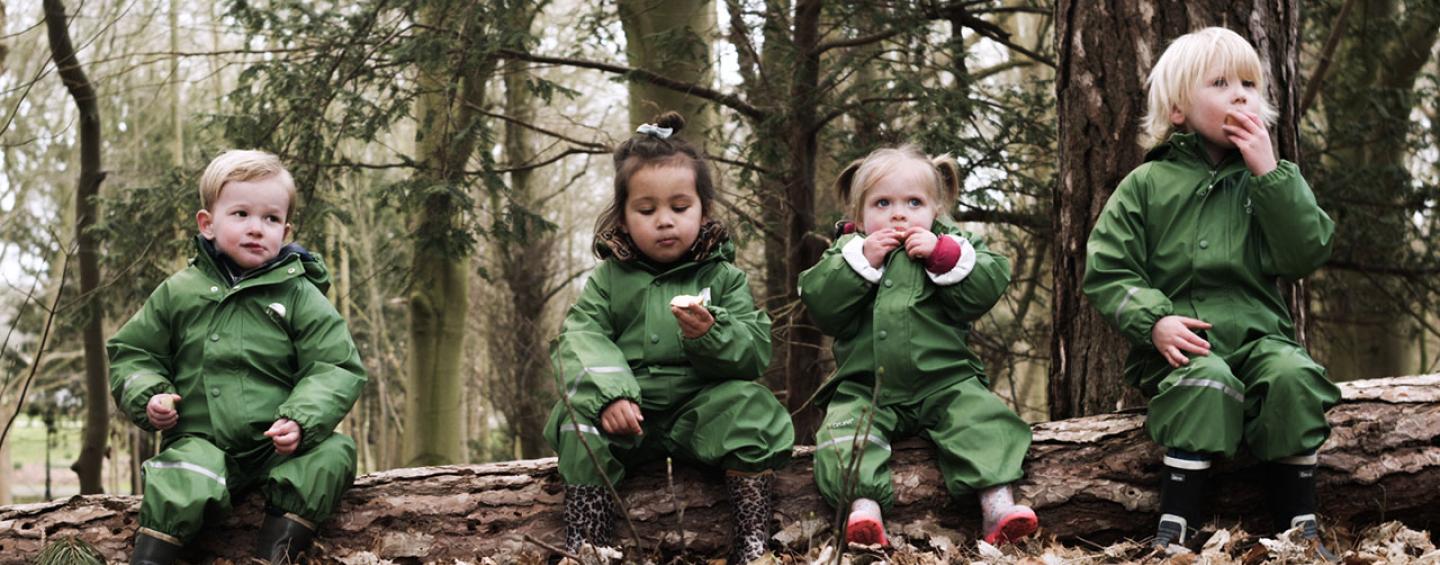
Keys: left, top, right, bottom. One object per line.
{"left": 860, "top": 164, "right": 937, "bottom": 234}
{"left": 196, "top": 176, "right": 292, "bottom": 270}
{"left": 623, "top": 164, "right": 703, "bottom": 264}
{"left": 1172, "top": 65, "right": 1263, "bottom": 151}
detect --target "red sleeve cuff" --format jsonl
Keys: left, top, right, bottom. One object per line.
{"left": 925, "top": 235, "right": 961, "bottom": 274}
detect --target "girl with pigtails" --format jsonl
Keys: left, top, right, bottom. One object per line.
{"left": 799, "top": 145, "right": 1038, "bottom": 548}
{"left": 545, "top": 112, "right": 794, "bottom": 564}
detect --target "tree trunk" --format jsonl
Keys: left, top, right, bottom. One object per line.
{"left": 618, "top": 0, "right": 716, "bottom": 140}
{"left": 780, "top": 0, "right": 826, "bottom": 444}
{"left": 493, "top": 15, "right": 557, "bottom": 459}
{"left": 45, "top": 0, "right": 107, "bottom": 495}
{"left": 402, "top": 0, "right": 491, "bottom": 466}
{"left": 3, "top": 374, "right": 1436, "bottom": 561}
{"left": 1051, "top": 0, "right": 1300, "bottom": 419}
{"left": 0, "top": 1, "right": 8, "bottom": 74}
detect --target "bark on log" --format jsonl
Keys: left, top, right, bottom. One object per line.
{"left": 1, "top": 375, "right": 1437, "bottom": 563}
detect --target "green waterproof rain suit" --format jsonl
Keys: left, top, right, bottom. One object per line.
{"left": 109, "top": 237, "right": 366, "bottom": 543}
{"left": 798, "top": 224, "right": 1031, "bottom": 510}
{"left": 1083, "top": 133, "right": 1341, "bottom": 461}
{"left": 544, "top": 238, "right": 793, "bottom": 486}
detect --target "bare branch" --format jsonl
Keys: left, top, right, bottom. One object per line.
{"left": 1301, "top": 0, "right": 1357, "bottom": 114}
{"left": 812, "top": 27, "right": 907, "bottom": 55}
{"left": 499, "top": 49, "right": 767, "bottom": 120}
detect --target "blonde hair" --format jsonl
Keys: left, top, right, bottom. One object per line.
{"left": 1140, "top": 27, "right": 1278, "bottom": 149}
{"left": 198, "top": 150, "right": 297, "bottom": 219}
{"left": 835, "top": 144, "right": 961, "bottom": 230}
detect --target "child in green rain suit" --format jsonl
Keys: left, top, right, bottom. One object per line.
{"left": 1083, "top": 27, "right": 1340, "bottom": 558}
{"left": 109, "top": 150, "right": 366, "bottom": 564}
{"left": 799, "top": 145, "right": 1037, "bottom": 548}
{"left": 544, "top": 112, "right": 793, "bottom": 564}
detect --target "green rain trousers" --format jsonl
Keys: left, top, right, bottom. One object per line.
{"left": 812, "top": 378, "right": 1030, "bottom": 510}
{"left": 1084, "top": 133, "right": 1340, "bottom": 460}
{"left": 1131, "top": 336, "right": 1338, "bottom": 460}
{"left": 547, "top": 380, "right": 793, "bottom": 485}
{"left": 139, "top": 433, "right": 356, "bottom": 542}
{"left": 543, "top": 236, "right": 792, "bottom": 486}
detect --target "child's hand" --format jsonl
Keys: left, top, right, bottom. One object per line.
{"left": 671, "top": 302, "right": 715, "bottom": 339}
{"left": 146, "top": 394, "right": 182, "bottom": 430}
{"left": 1151, "top": 315, "right": 1213, "bottom": 368}
{"left": 1222, "top": 110, "right": 1277, "bottom": 177}
{"left": 902, "top": 227, "right": 938, "bottom": 259}
{"left": 600, "top": 399, "right": 644, "bottom": 436}
{"left": 265, "top": 418, "right": 302, "bottom": 455}
{"left": 862, "top": 229, "right": 904, "bottom": 268}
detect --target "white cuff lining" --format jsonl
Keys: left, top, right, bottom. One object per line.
{"left": 840, "top": 236, "right": 885, "bottom": 284}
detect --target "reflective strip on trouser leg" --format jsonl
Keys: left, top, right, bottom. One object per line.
{"left": 139, "top": 437, "right": 233, "bottom": 542}
{"left": 262, "top": 433, "right": 358, "bottom": 525}
{"left": 920, "top": 378, "right": 1031, "bottom": 497}
{"left": 813, "top": 381, "right": 898, "bottom": 510}
{"left": 1238, "top": 338, "right": 1339, "bottom": 461}
{"left": 1146, "top": 355, "right": 1245, "bottom": 458}
{"left": 664, "top": 381, "right": 794, "bottom": 474}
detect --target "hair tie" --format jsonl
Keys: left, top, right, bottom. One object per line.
{"left": 635, "top": 123, "right": 674, "bottom": 139}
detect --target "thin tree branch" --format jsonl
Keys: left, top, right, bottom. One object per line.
{"left": 470, "top": 105, "right": 608, "bottom": 150}
{"left": 499, "top": 49, "right": 767, "bottom": 121}
{"left": 812, "top": 27, "right": 907, "bottom": 55}
{"left": 812, "top": 97, "right": 920, "bottom": 134}
{"left": 490, "top": 147, "right": 609, "bottom": 174}
{"left": 1300, "top": 0, "right": 1357, "bottom": 114}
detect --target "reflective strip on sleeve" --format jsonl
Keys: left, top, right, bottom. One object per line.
{"left": 1174, "top": 378, "right": 1244, "bottom": 403}
{"left": 566, "top": 366, "right": 628, "bottom": 396}
{"left": 1115, "top": 286, "right": 1140, "bottom": 318}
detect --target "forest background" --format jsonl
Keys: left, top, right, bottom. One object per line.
{"left": 0, "top": 0, "right": 1436, "bottom": 505}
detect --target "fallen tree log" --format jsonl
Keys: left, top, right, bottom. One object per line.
{"left": 0, "top": 374, "right": 1436, "bottom": 563}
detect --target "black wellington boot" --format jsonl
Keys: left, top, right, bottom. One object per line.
{"left": 1151, "top": 451, "right": 1210, "bottom": 551}
{"left": 131, "top": 531, "right": 183, "bottom": 565}
{"left": 255, "top": 510, "right": 317, "bottom": 564}
{"left": 1267, "top": 455, "right": 1338, "bottom": 562}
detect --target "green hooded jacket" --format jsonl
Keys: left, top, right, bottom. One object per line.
{"left": 109, "top": 237, "right": 367, "bottom": 457}
{"left": 551, "top": 237, "right": 772, "bottom": 422}
{"left": 798, "top": 223, "right": 1012, "bottom": 407}
{"left": 1084, "top": 133, "right": 1335, "bottom": 365}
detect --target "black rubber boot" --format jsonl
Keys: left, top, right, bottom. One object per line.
{"left": 1267, "top": 456, "right": 1338, "bottom": 562}
{"left": 1151, "top": 451, "right": 1210, "bottom": 550}
{"left": 131, "top": 531, "right": 183, "bottom": 565}
{"left": 255, "top": 510, "right": 317, "bottom": 564}
{"left": 725, "top": 471, "right": 775, "bottom": 564}
{"left": 563, "top": 484, "right": 616, "bottom": 554}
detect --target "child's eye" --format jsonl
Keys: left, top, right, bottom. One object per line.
{"left": 908, "top": 198, "right": 924, "bottom": 207}
{"left": 1211, "top": 78, "right": 1227, "bottom": 87}
{"left": 637, "top": 208, "right": 655, "bottom": 215}
{"left": 1241, "top": 80, "right": 1256, "bottom": 88}
{"left": 234, "top": 210, "right": 248, "bottom": 217}
{"left": 266, "top": 215, "right": 282, "bottom": 223}
{"left": 673, "top": 205, "right": 690, "bottom": 213}
{"left": 874, "top": 198, "right": 890, "bottom": 208}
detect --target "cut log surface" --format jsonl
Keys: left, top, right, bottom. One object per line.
{"left": 1, "top": 375, "right": 1437, "bottom": 562}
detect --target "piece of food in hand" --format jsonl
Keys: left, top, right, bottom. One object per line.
{"left": 670, "top": 288, "right": 712, "bottom": 309}
{"left": 1224, "top": 115, "right": 1240, "bottom": 127}
{"left": 156, "top": 395, "right": 175, "bottom": 411}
